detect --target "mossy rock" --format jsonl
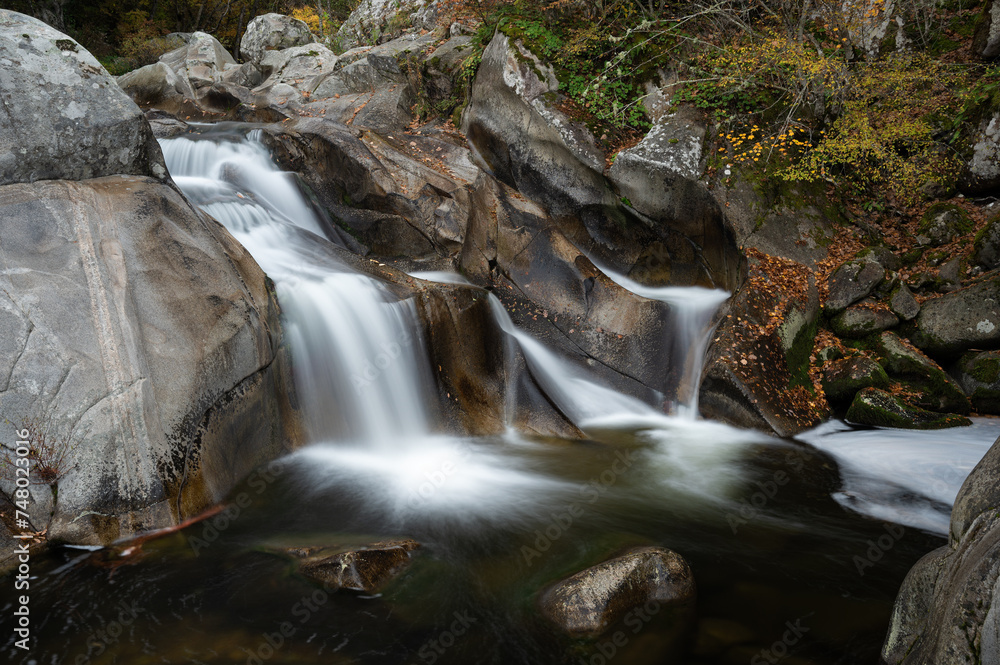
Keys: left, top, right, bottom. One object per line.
{"left": 954, "top": 350, "right": 1000, "bottom": 415}
{"left": 876, "top": 332, "right": 972, "bottom": 415}
{"left": 846, "top": 388, "right": 972, "bottom": 429}
{"left": 830, "top": 306, "right": 899, "bottom": 339}
{"left": 821, "top": 356, "right": 890, "bottom": 404}
{"left": 917, "top": 203, "right": 974, "bottom": 247}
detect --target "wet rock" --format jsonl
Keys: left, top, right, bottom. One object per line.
{"left": 825, "top": 259, "right": 885, "bottom": 314}
{"left": 287, "top": 540, "right": 420, "bottom": 592}
{"left": 821, "top": 356, "right": 889, "bottom": 404}
{"left": 539, "top": 546, "right": 696, "bottom": 637}
{"left": 974, "top": 212, "right": 1000, "bottom": 271}
{"left": 910, "top": 273, "right": 1000, "bottom": 357}
{"left": 830, "top": 304, "right": 899, "bottom": 339}
{"left": 916, "top": 203, "right": 973, "bottom": 247}
{"left": 0, "top": 177, "right": 297, "bottom": 545}
{"left": 960, "top": 111, "right": 1000, "bottom": 195}
{"left": 0, "top": 11, "right": 167, "bottom": 185}
{"left": 889, "top": 282, "right": 920, "bottom": 321}
{"left": 876, "top": 332, "right": 971, "bottom": 415}
{"left": 700, "top": 250, "right": 826, "bottom": 437}
{"left": 260, "top": 117, "right": 476, "bottom": 258}
{"left": 974, "top": 1, "right": 1000, "bottom": 60}
{"left": 952, "top": 350, "right": 1000, "bottom": 415}
{"left": 882, "top": 433, "right": 1000, "bottom": 664}
{"left": 240, "top": 13, "right": 313, "bottom": 67}
{"left": 845, "top": 388, "right": 971, "bottom": 430}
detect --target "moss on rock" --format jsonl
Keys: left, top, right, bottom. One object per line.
{"left": 846, "top": 388, "right": 972, "bottom": 429}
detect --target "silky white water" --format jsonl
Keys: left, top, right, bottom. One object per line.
{"left": 600, "top": 269, "right": 729, "bottom": 418}
{"left": 159, "top": 128, "right": 995, "bottom": 535}
{"left": 161, "top": 133, "right": 433, "bottom": 445}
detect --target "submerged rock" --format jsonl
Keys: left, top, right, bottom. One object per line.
{"left": 845, "top": 388, "right": 971, "bottom": 430}
{"left": 281, "top": 539, "right": 420, "bottom": 592}
{"left": 0, "top": 10, "right": 167, "bottom": 184}
{"left": 539, "top": 546, "right": 696, "bottom": 637}
{"left": 882, "top": 433, "right": 1000, "bottom": 664}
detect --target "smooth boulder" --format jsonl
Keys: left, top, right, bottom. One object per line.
{"left": 0, "top": 10, "right": 167, "bottom": 185}
{"left": 911, "top": 273, "right": 1000, "bottom": 356}
{"left": 240, "top": 13, "right": 313, "bottom": 67}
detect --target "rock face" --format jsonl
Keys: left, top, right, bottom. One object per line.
{"left": 240, "top": 13, "right": 313, "bottom": 67}
{"left": 700, "top": 250, "right": 826, "bottom": 436}
{"left": 0, "top": 13, "right": 298, "bottom": 546}
{"left": 960, "top": 112, "right": 1000, "bottom": 195}
{"left": 0, "top": 178, "right": 297, "bottom": 544}
{"left": 539, "top": 546, "right": 696, "bottom": 637}
{"left": 335, "top": 0, "right": 432, "bottom": 52}
{"left": 910, "top": 273, "right": 1000, "bottom": 356}
{"left": 0, "top": 11, "right": 167, "bottom": 185}
{"left": 882, "top": 433, "right": 1000, "bottom": 664}
{"left": 974, "top": 213, "right": 1000, "bottom": 271}
{"left": 821, "top": 356, "right": 889, "bottom": 404}
{"left": 463, "top": 32, "right": 612, "bottom": 217}
{"left": 973, "top": 0, "right": 1000, "bottom": 60}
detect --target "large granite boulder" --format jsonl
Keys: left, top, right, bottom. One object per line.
{"left": 0, "top": 177, "right": 297, "bottom": 545}
{"left": 910, "top": 273, "right": 1000, "bottom": 357}
{"left": 240, "top": 13, "right": 313, "bottom": 67}
{"left": 462, "top": 31, "right": 613, "bottom": 217}
{"left": 882, "top": 434, "right": 1000, "bottom": 663}
{"left": 0, "top": 14, "right": 298, "bottom": 547}
{"left": 0, "top": 10, "right": 167, "bottom": 185}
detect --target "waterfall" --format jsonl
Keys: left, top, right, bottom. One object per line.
{"left": 599, "top": 270, "right": 729, "bottom": 418}
{"left": 160, "top": 132, "right": 435, "bottom": 445}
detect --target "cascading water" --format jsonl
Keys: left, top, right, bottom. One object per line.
{"left": 160, "top": 130, "right": 434, "bottom": 444}
{"left": 599, "top": 269, "right": 729, "bottom": 418}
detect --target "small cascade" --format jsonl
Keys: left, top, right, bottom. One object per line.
{"left": 160, "top": 132, "right": 435, "bottom": 445}
{"left": 600, "top": 270, "right": 729, "bottom": 418}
